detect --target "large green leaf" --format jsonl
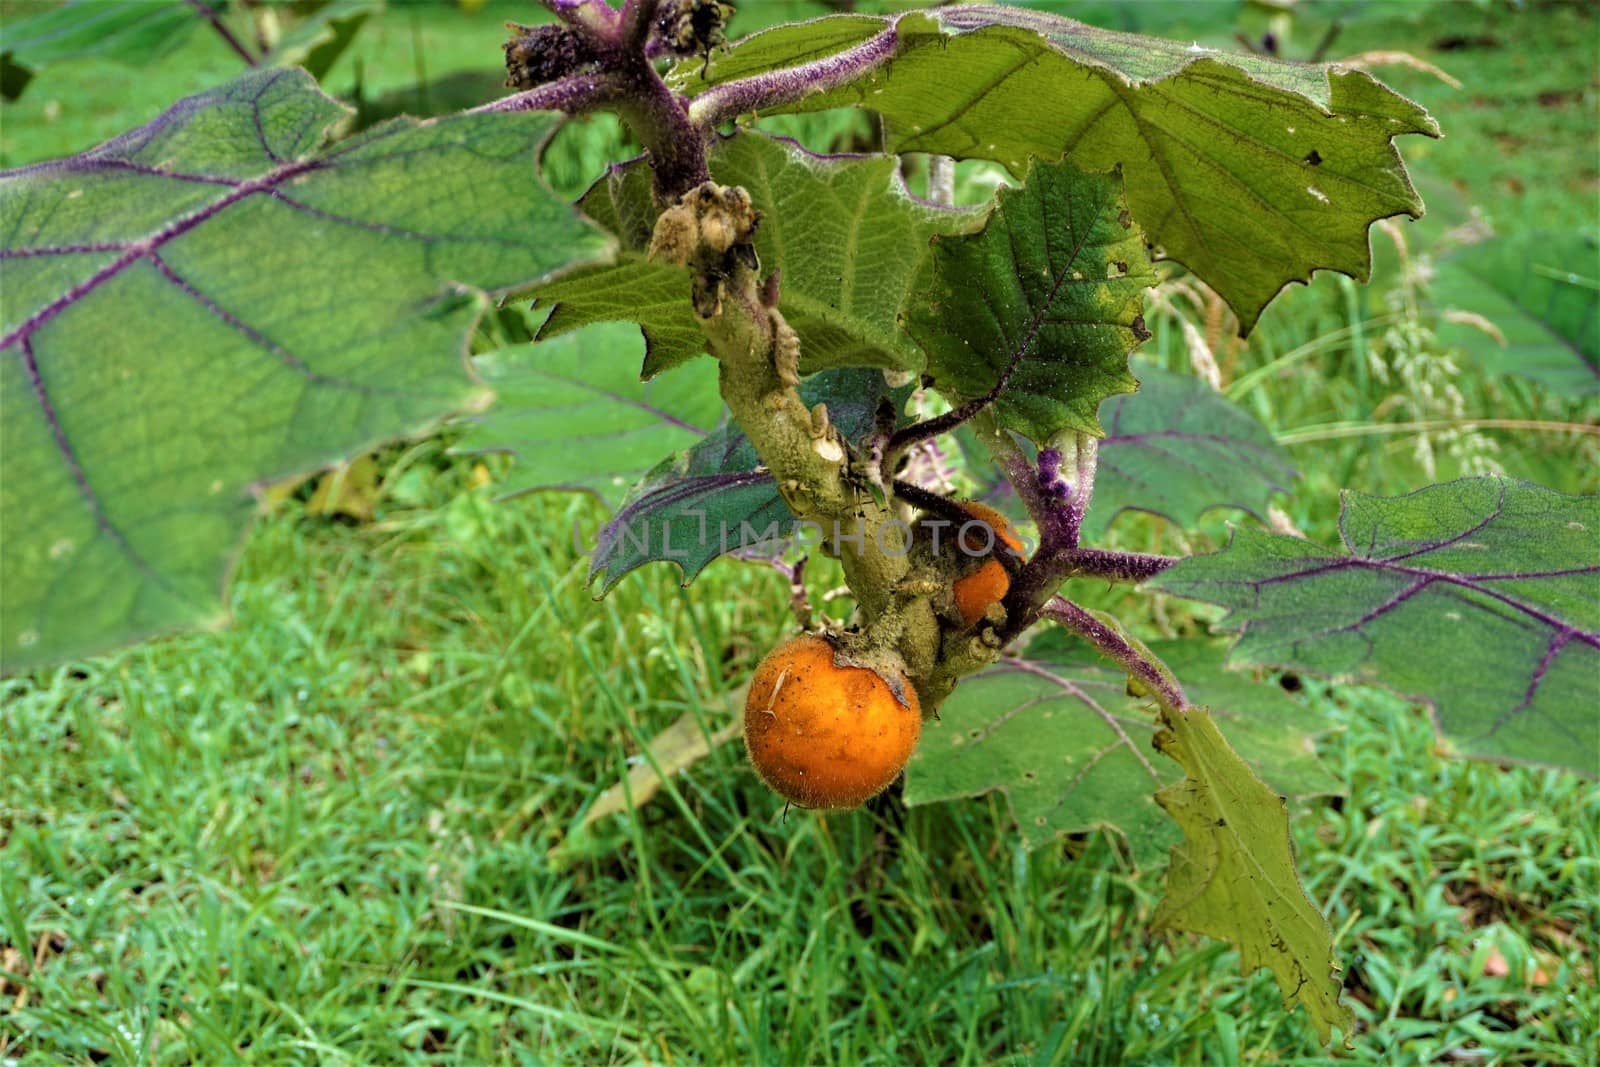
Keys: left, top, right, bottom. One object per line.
{"left": 1152, "top": 704, "right": 1352, "bottom": 1045}
{"left": 1, "top": 0, "right": 207, "bottom": 72}
{"left": 589, "top": 369, "right": 907, "bottom": 591}
{"left": 0, "top": 0, "right": 379, "bottom": 99}
{"left": 0, "top": 68, "right": 611, "bottom": 672}
{"left": 454, "top": 323, "right": 723, "bottom": 507}
{"left": 1152, "top": 477, "right": 1600, "bottom": 776}
{"left": 904, "top": 638, "right": 1338, "bottom": 864}
{"left": 536, "top": 132, "right": 984, "bottom": 380}
{"left": 679, "top": 6, "right": 1437, "bottom": 330}
{"left": 904, "top": 158, "right": 1154, "bottom": 445}
{"left": 1432, "top": 230, "right": 1600, "bottom": 396}
{"left": 1084, "top": 357, "right": 1297, "bottom": 541}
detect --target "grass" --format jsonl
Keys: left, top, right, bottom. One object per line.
{"left": 3, "top": 451, "right": 1596, "bottom": 1063}
{"left": 2, "top": 0, "right": 1597, "bottom": 1063}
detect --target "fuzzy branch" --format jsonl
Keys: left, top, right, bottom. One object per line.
{"left": 687, "top": 27, "right": 898, "bottom": 128}
{"left": 1040, "top": 597, "right": 1188, "bottom": 714}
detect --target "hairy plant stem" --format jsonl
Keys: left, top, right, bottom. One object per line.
{"left": 1040, "top": 597, "right": 1188, "bottom": 713}
{"left": 992, "top": 431, "right": 1180, "bottom": 641}
{"left": 490, "top": 0, "right": 710, "bottom": 202}
{"left": 687, "top": 27, "right": 899, "bottom": 128}
{"left": 658, "top": 187, "right": 1003, "bottom": 710}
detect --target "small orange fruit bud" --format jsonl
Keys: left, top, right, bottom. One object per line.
{"left": 744, "top": 634, "right": 920, "bottom": 809}
{"left": 950, "top": 502, "right": 1024, "bottom": 628}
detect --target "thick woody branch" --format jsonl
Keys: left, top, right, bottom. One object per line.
{"left": 655, "top": 186, "right": 909, "bottom": 624}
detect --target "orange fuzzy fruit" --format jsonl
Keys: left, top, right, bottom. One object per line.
{"left": 951, "top": 502, "right": 1024, "bottom": 627}
{"left": 744, "top": 634, "right": 920, "bottom": 809}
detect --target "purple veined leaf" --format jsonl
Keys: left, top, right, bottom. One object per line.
{"left": 903, "top": 157, "right": 1155, "bottom": 447}
{"left": 590, "top": 368, "right": 911, "bottom": 591}
{"left": 1083, "top": 357, "right": 1299, "bottom": 542}
{"left": 0, "top": 68, "right": 613, "bottom": 672}
{"left": 535, "top": 131, "right": 984, "bottom": 380}
{"left": 1152, "top": 476, "right": 1600, "bottom": 776}
{"left": 676, "top": 5, "right": 1437, "bottom": 332}
{"left": 903, "top": 636, "right": 1339, "bottom": 865}
{"left": 1432, "top": 229, "right": 1600, "bottom": 396}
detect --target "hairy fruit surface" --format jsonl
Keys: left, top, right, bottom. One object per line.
{"left": 744, "top": 634, "right": 921, "bottom": 809}
{"left": 951, "top": 502, "right": 1025, "bottom": 628}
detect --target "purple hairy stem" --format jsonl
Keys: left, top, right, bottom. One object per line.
{"left": 688, "top": 26, "right": 898, "bottom": 128}
{"left": 540, "top": 0, "right": 619, "bottom": 37}
{"left": 1040, "top": 596, "right": 1188, "bottom": 713}
{"left": 472, "top": 73, "right": 621, "bottom": 115}
{"left": 483, "top": 0, "right": 708, "bottom": 202}
{"left": 612, "top": 64, "right": 711, "bottom": 202}
{"left": 620, "top": 0, "right": 660, "bottom": 51}
{"left": 1056, "top": 547, "right": 1176, "bottom": 584}
{"left": 999, "top": 544, "right": 1177, "bottom": 643}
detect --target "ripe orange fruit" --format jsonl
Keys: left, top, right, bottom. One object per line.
{"left": 950, "top": 502, "right": 1024, "bottom": 627}
{"left": 744, "top": 634, "right": 921, "bottom": 809}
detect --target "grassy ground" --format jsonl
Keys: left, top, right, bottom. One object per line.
{"left": 2, "top": 1, "right": 1597, "bottom": 1064}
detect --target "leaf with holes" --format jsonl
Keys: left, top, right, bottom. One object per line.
{"left": 679, "top": 6, "right": 1436, "bottom": 330}
{"left": 1152, "top": 477, "right": 1600, "bottom": 776}
{"left": 903, "top": 637, "right": 1338, "bottom": 864}
{"left": 0, "top": 68, "right": 611, "bottom": 671}
{"left": 904, "top": 158, "right": 1154, "bottom": 446}
{"left": 1433, "top": 230, "right": 1600, "bottom": 396}
{"left": 1084, "top": 357, "right": 1298, "bottom": 541}
{"left": 454, "top": 323, "right": 723, "bottom": 507}
{"left": 590, "top": 369, "right": 907, "bottom": 591}
{"left": 536, "top": 132, "right": 984, "bottom": 380}
{"left": 1152, "top": 704, "right": 1352, "bottom": 1044}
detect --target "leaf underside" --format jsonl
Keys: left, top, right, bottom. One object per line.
{"left": 0, "top": 68, "right": 611, "bottom": 671}
{"left": 535, "top": 131, "right": 984, "bottom": 380}
{"left": 1152, "top": 476, "right": 1600, "bottom": 776}
{"left": 904, "top": 638, "right": 1338, "bottom": 866}
{"left": 1085, "top": 357, "right": 1298, "bottom": 541}
{"left": 681, "top": 5, "right": 1438, "bottom": 330}
{"left": 905, "top": 159, "right": 1154, "bottom": 445}
{"left": 1152, "top": 704, "right": 1353, "bottom": 1045}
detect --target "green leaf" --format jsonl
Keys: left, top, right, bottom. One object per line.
{"left": 454, "top": 323, "right": 723, "bottom": 507}
{"left": 1, "top": 0, "right": 207, "bottom": 72}
{"left": 0, "top": 68, "right": 611, "bottom": 672}
{"left": 904, "top": 158, "right": 1154, "bottom": 445}
{"left": 1151, "top": 704, "right": 1352, "bottom": 1045}
{"left": 904, "top": 637, "right": 1338, "bottom": 865}
{"left": 590, "top": 369, "right": 905, "bottom": 591}
{"left": 1085, "top": 357, "right": 1298, "bottom": 541}
{"left": 535, "top": 132, "right": 983, "bottom": 380}
{"left": 267, "top": 0, "right": 381, "bottom": 82}
{"left": 1432, "top": 230, "right": 1600, "bottom": 395}
{"left": 681, "top": 7, "right": 1437, "bottom": 330}
{"left": 1151, "top": 477, "right": 1600, "bottom": 776}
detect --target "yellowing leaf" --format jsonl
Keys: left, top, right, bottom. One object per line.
{"left": 1151, "top": 706, "right": 1352, "bottom": 1045}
